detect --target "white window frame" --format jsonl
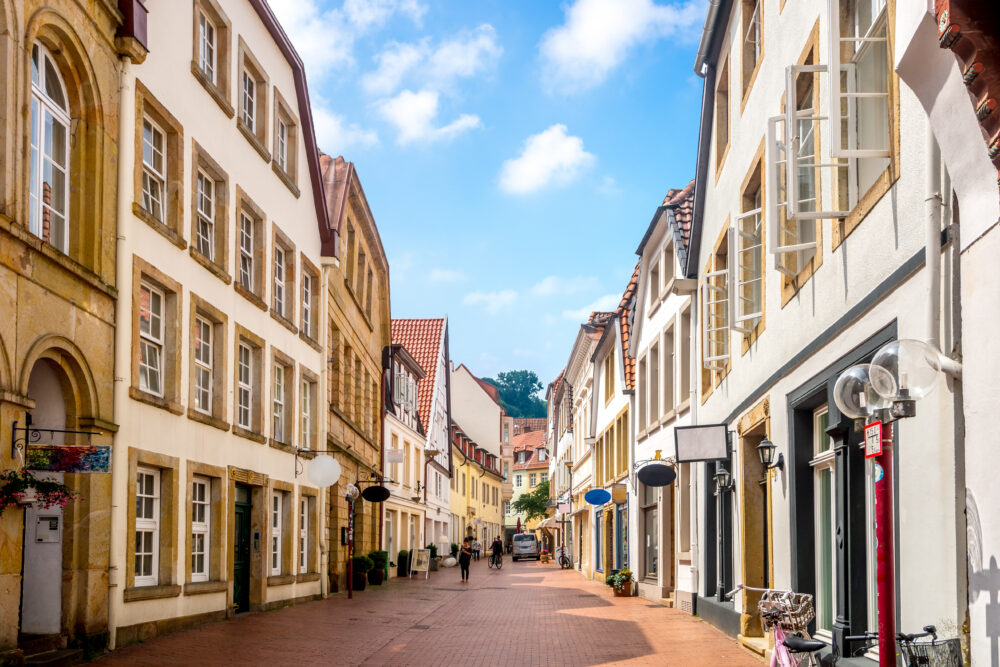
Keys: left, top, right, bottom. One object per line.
{"left": 743, "top": 0, "right": 762, "bottom": 73}
{"left": 191, "top": 476, "right": 210, "bottom": 583}
{"left": 239, "top": 212, "right": 254, "bottom": 292}
{"left": 196, "top": 171, "right": 215, "bottom": 260}
{"left": 701, "top": 268, "right": 730, "bottom": 370}
{"left": 241, "top": 70, "right": 256, "bottom": 132}
{"left": 301, "top": 272, "right": 312, "bottom": 337}
{"left": 141, "top": 117, "right": 166, "bottom": 222}
{"left": 135, "top": 466, "right": 160, "bottom": 587}
{"left": 810, "top": 406, "right": 836, "bottom": 640}
{"left": 271, "top": 490, "right": 282, "bottom": 576}
{"left": 198, "top": 11, "right": 217, "bottom": 84}
{"left": 273, "top": 246, "right": 285, "bottom": 316}
{"left": 515, "top": 474, "right": 522, "bottom": 488}
{"left": 299, "top": 497, "right": 308, "bottom": 574}
{"left": 139, "top": 282, "right": 165, "bottom": 397}
{"left": 29, "top": 43, "right": 71, "bottom": 254}
{"left": 300, "top": 378, "right": 312, "bottom": 450}
{"left": 730, "top": 206, "right": 764, "bottom": 332}
{"left": 194, "top": 316, "right": 213, "bottom": 415}
{"left": 273, "top": 363, "right": 285, "bottom": 442}
{"left": 277, "top": 118, "right": 288, "bottom": 173}
{"left": 237, "top": 342, "right": 252, "bottom": 430}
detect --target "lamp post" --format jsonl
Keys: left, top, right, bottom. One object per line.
{"left": 833, "top": 340, "right": 957, "bottom": 667}
{"left": 713, "top": 464, "right": 734, "bottom": 600}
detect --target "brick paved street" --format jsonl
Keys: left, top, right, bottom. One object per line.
{"left": 97, "top": 560, "right": 761, "bottom": 666}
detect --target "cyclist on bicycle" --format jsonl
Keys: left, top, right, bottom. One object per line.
{"left": 490, "top": 536, "right": 503, "bottom": 562}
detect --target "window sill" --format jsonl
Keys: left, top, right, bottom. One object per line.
{"left": 187, "top": 408, "right": 231, "bottom": 432}
{"left": 271, "top": 309, "right": 298, "bottom": 335}
{"left": 184, "top": 580, "right": 228, "bottom": 596}
{"left": 663, "top": 276, "right": 676, "bottom": 299}
{"left": 189, "top": 247, "right": 232, "bottom": 285}
{"left": 299, "top": 331, "right": 323, "bottom": 353}
{"left": 190, "top": 61, "right": 234, "bottom": 118}
{"left": 238, "top": 118, "right": 271, "bottom": 163}
{"left": 267, "top": 574, "right": 296, "bottom": 587}
{"left": 272, "top": 161, "right": 300, "bottom": 198}
{"left": 268, "top": 438, "right": 295, "bottom": 454}
{"left": 235, "top": 282, "right": 268, "bottom": 311}
{"left": 129, "top": 386, "right": 184, "bottom": 415}
{"left": 132, "top": 202, "right": 186, "bottom": 250}
{"left": 232, "top": 425, "right": 266, "bottom": 444}
{"left": 124, "top": 584, "right": 182, "bottom": 602}
{"left": 296, "top": 572, "right": 320, "bottom": 583}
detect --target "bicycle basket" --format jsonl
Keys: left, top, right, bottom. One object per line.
{"left": 756, "top": 592, "right": 815, "bottom": 633}
{"left": 899, "top": 638, "right": 962, "bottom": 667}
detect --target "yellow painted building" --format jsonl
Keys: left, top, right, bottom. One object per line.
{"left": 449, "top": 423, "right": 504, "bottom": 548}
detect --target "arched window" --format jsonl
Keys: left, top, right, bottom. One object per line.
{"left": 29, "top": 43, "right": 70, "bottom": 254}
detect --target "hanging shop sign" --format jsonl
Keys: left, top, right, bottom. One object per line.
{"left": 864, "top": 421, "right": 883, "bottom": 459}
{"left": 25, "top": 445, "right": 111, "bottom": 473}
{"left": 361, "top": 485, "right": 391, "bottom": 502}
{"left": 637, "top": 462, "right": 676, "bottom": 487}
{"left": 584, "top": 488, "right": 611, "bottom": 506}
{"left": 674, "top": 424, "right": 729, "bottom": 462}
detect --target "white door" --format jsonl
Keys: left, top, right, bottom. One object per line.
{"left": 21, "top": 474, "right": 64, "bottom": 634}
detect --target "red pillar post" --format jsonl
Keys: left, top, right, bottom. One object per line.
{"left": 347, "top": 498, "right": 355, "bottom": 600}
{"left": 875, "top": 423, "right": 896, "bottom": 666}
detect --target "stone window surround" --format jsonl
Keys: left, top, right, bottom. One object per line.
{"left": 298, "top": 488, "right": 319, "bottom": 578}
{"left": 133, "top": 80, "right": 186, "bottom": 249}
{"left": 234, "top": 186, "right": 267, "bottom": 311}
{"left": 233, "top": 323, "right": 266, "bottom": 443}
{"left": 190, "top": 141, "right": 231, "bottom": 284}
{"left": 299, "top": 254, "right": 321, "bottom": 348}
{"left": 190, "top": 0, "right": 234, "bottom": 118}
{"left": 271, "top": 88, "right": 300, "bottom": 196}
{"left": 237, "top": 36, "right": 271, "bottom": 163}
{"left": 184, "top": 461, "right": 228, "bottom": 595}
{"left": 268, "top": 480, "right": 295, "bottom": 585}
{"left": 270, "top": 348, "right": 296, "bottom": 450}
{"left": 299, "top": 366, "right": 319, "bottom": 450}
{"left": 125, "top": 447, "right": 181, "bottom": 602}
{"left": 130, "top": 255, "right": 184, "bottom": 415}
{"left": 187, "top": 292, "right": 230, "bottom": 431}
{"left": 270, "top": 223, "right": 297, "bottom": 332}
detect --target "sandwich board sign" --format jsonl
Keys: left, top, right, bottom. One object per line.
{"left": 410, "top": 548, "right": 431, "bottom": 580}
{"left": 864, "top": 421, "right": 882, "bottom": 459}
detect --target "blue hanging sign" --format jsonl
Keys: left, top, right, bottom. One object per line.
{"left": 584, "top": 488, "right": 611, "bottom": 506}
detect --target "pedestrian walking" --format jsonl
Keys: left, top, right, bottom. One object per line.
{"left": 472, "top": 538, "right": 482, "bottom": 561}
{"left": 459, "top": 537, "right": 473, "bottom": 583}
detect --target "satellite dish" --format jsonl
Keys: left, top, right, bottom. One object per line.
{"left": 361, "top": 485, "right": 391, "bottom": 503}
{"left": 306, "top": 455, "right": 341, "bottom": 487}
{"left": 584, "top": 488, "right": 611, "bottom": 506}
{"left": 637, "top": 462, "right": 676, "bottom": 487}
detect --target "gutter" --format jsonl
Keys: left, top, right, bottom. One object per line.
{"left": 693, "top": 0, "right": 725, "bottom": 75}
{"left": 685, "top": 64, "right": 716, "bottom": 279}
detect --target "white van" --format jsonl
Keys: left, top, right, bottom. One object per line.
{"left": 512, "top": 533, "right": 540, "bottom": 561}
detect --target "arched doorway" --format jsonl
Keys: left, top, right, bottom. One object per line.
{"left": 20, "top": 359, "right": 68, "bottom": 636}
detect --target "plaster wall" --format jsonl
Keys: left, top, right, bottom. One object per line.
{"left": 450, "top": 364, "right": 502, "bottom": 457}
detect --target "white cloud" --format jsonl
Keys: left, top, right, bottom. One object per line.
{"left": 312, "top": 104, "right": 379, "bottom": 153}
{"left": 362, "top": 41, "right": 428, "bottom": 95}
{"left": 343, "top": 0, "right": 426, "bottom": 30}
{"left": 562, "top": 293, "right": 620, "bottom": 320}
{"left": 540, "top": 0, "right": 705, "bottom": 92}
{"left": 377, "top": 90, "right": 481, "bottom": 145}
{"left": 428, "top": 268, "right": 466, "bottom": 283}
{"left": 499, "top": 124, "right": 595, "bottom": 194}
{"left": 463, "top": 289, "right": 518, "bottom": 314}
{"left": 530, "top": 275, "right": 600, "bottom": 297}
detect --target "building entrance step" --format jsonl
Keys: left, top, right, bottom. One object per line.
{"left": 24, "top": 648, "right": 82, "bottom": 666}
{"left": 17, "top": 634, "right": 66, "bottom": 657}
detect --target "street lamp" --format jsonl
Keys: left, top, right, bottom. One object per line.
{"left": 756, "top": 439, "right": 784, "bottom": 471}
{"left": 713, "top": 467, "right": 734, "bottom": 494}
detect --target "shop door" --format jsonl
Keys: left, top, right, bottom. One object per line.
{"left": 233, "top": 484, "right": 251, "bottom": 613}
{"left": 20, "top": 483, "right": 63, "bottom": 635}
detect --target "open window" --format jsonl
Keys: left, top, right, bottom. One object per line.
{"left": 730, "top": 163, "right": 764, "bottom": 334}
{"left": 701, "top": 265, "right": 729, "bottom": 372}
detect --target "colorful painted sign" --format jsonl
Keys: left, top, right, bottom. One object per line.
{"left": 864, "top": 421, "right": 883, "bottom": 459}
{"left": 26, "top": 445, "right": 111, "bottom": 473}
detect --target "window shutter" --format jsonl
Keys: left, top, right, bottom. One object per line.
{"left": 827, "top": 0, "right": 890, "bottom": 160}
{"left": 701, "top": 268, "right": 730, "bottom": 370}
{"left": 729, "top": 213, "right": 763, "bottom": 334}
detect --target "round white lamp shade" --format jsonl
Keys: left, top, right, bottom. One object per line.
{"left": 833, "top": 364, "right": 890, "bottom": 419}
{"left": 869, "top": 339, "right": 941, "bottom": 401}
{"left": 306, "top": 455, "right": 342, "bottom": 487}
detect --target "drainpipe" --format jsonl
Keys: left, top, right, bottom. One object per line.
{"left": 107, "top": 54, "right": 134, "bottom": 652}
{"left": 689, "top": 285, "right": 700, "bottom": 595}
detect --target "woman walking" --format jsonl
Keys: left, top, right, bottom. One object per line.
{"left": 459, "top": 537, "right": 473, "bottom": 583}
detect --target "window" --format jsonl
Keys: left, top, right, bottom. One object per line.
{"left": 702, "top": 228, "right": 730, "bottom": 377}
{"left": 715, "top": 58, "right": 730, "bottom": 172}
{"left": 298, "top": 497, "right": 308, "bottom": 574}
{"left": 29, "top": 43, "right": 70, "bottom": 254}
{"left": 301, "top": 272, "right": 312, "bottom": 337}
{"left": 271, "top": 491, "right": 282, "bottom": 576}
{"left": 741, "top": 0, "right": 762, "bottom": 99}
{"left": 238, "top": 212, "right": 254, "bottom": 292}
{"left": 191, "top": 477, "right": 210, "bottom": 583}
{"left": 663, "top": 324, "right": 675, "bottom": 413}
{"left": 641, "top": 483, "right": 658, "bottom": 578}
{"left": 404, "top": 441, "right": 411, "bottom": 487}
{"left": 193, "top": 316, "right": 213, "bottom": 415}
{"left": 732, "top": 160, "right": 764, "bottom": 333}
{"left": 616, "top": 411, "right": 628, "bottom": 477}
{"left": 650, "top": 340, "right": 660, "bottom": 422}
{"left": 529, "top": 473, "right": 537, "bottom": 487}
{"left": 515, "top": 474, "right": 522, "bottom": 488}
{"left": 139, "top": 283, "right": 165, "bottom": 396}
{"left": 595, "top": 510, "right": 604, "bottom": 572}
{"left": 237, "top": 342, "right": 252, "bottom": 429}
{"left": 135, "top": 467, "right": 160, "bottom": 586}
{"left": 276, "top": 119, "right": 287, "bottom": 172}
{"left": 198, "top": 11, "right": 217, "bottom": 83}
{"left": 272, "top": 91, "right": 299, "bottom": 190}
{"left": 190, "top": 143, "right": 229, "bottom": 279}
{"left": 271, "top": 226, "right": 296, "bottom": 324}
{"left": 603, "top": 349, "right": 615, "bottom": 404}
{"left": 811, "top": 406, "right": 836, "bottom": 637}
{"left": 237, "top": 38, "right": 270, "bottom": 157}
{"left": 195, "top": 171, "right": 215, "bottom": 260}
{"left": 504, "top": 501, "right": 511, "bottom": 514}
{"left": 649, "top": 259, "right": 661, "bottom": 307}
{"left": 273, "top": 247, "right": 285, "bottom": 315}
{"left": 678, "top": 462, "right": 692, "bottom": 553}
{"left": 638, "top": 355, "right": 648, "bottom": 431}
{"left": 141, "top": 119, "right": 166, "bottom": 222}
{"left": 300, "top": 259, "right": 320, "bottom": 341}
{"left": 241, "top": 71, "right": 255, "bottom": 132}
{"left": 300, "top": 377, "right": 315, "bottom": 449}
{"left": 191, "top": 0, "right": 232, "bottom": 114}
{"left": 273, "top": 363, "right": 286, "bottom": 443}
{"left": 541, "top": 472, "right": 548, "bottom": 483}
{"left": 679, "top": 306, "right": 692, "bottom": 399}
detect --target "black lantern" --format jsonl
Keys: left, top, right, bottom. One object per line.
{"left": 756, "top": 439, "right": 784, "bottom": 471}
{"left": 713, "top": 467, "right": 733, "bottom": 493}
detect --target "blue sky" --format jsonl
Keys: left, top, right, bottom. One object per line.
{"left": 271, "top": 0, "right": 706, "bottom": 388}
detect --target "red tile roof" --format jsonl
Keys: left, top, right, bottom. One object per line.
{"left": 391, "top": 318, "right": 445, "bottom": 434}
{"left": 665, "top": 179, "right": 695, "bottom": 258}
{"left": 511, "top": 430, "right": 549, "bottom": 470}
{"left": 618, "top": 261, "right": 640, "bottom": 392}
{"left": 512, "top": 417, "right": 547, "bottom": 434}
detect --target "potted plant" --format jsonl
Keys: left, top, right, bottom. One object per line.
{"left": 606, "top": 569, "right": 634, "bottom": 597}
{"left": 0, "top": 469, "right": 80, "bottom": 516}
{"left": 426, "top": 544, "right": 439, "bottom": 571}
{"left": 540, "top": 548, "right": 550, "bottom": 563}
{"left": 397, "top": 550, "right": 410, "bottom": 577}
{"left": 450, "top": 543, "right": 459, "bottom": 558}
{"left": 368, "top": 551, "right": 388, "bottom": 585}
{"left": 352, "top": 555, "right": 373, "bottom": 591}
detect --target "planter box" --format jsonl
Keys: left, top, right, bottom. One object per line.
{"left": 352, "top": 572, "right": 368, "bottom": 591}
{"left": 613, "top": 581, "right": 633, "bottom": 597}
{"left": 368, "top": 568, "right": 384, "bottom": 585}
{"left": 397, "top": 555, "right": 410, "bottom": 578}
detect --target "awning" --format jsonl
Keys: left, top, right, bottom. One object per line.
{"left": 536, "top": 517, "right": 558, "bottom": 530}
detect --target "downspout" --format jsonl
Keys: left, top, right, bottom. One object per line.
{"left": 693, "top": 0, "right": 724, "bottom": 76}
{"left": 107, "top": 54, "right": 134, "bottom": 652}
{"left": 927, "top": 128, "right": 962, "bottom": 378}
{"left": 689, "top": 283, "right": 700, "bottom": 595}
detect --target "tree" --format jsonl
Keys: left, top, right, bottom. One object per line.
{"left": 511, "top": 479, "right": 550, "bottom": 522}
{"left": 481, "top": 370, "right": 547, "bottom": 418}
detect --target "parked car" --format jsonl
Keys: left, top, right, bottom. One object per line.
{"left": 512, "top": 533, "right": 540, "bottom": 561}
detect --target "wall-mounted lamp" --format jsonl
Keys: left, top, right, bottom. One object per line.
{"left": 713, "top": 467, "right": 734, "bottom": 494}
{"left": 756, "top": 439, "right": 784, "bottom": 471}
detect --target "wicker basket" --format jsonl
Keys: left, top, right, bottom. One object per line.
{"left": 757, "top": 591, "right": 815, "bottom": 634}
{"left": 899, "top": 637, "right": 962, "bottom": 667}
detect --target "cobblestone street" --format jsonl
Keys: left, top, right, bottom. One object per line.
{"left": 96, "top": 560, "right": 761, "bottom": 666}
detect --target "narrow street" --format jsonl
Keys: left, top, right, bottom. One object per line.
{"left": 96, "top": 560, "right": 760, "bottom": 666}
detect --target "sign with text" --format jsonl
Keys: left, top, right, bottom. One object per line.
{"left": 410, "top": 548, "right": 431, "bottom": 580}
{"left": 864, "top": 421, "right": 883, "bottom": 459}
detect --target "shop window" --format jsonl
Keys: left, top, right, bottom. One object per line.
{"left": 641, "top": 483, "right": 658, "bottom": 579}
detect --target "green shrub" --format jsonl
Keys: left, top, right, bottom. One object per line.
{"left": 425, "top": 543, "right": 438, "bottom": 558}
{"left": 352, "top": 555, "right": 374, "bottom": 573}
{"left": 369, "top": 550, "right": 389, "bottom": 568}
{"left": 398, "top": 550, "right": 409, "bottom": 562}
{"left": 450, "top": 543, "right": 459, "bottom": 557}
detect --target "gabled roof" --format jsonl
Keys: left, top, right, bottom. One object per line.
{"left": 391, "top": 318, "right": 446, "bottom": 434}
{"left": 635, "top": 179, "right": 695, "bottom": 269}
{"left": 319, "top": 154, "right": 387, "bottom": 270}
{"left": 512, "top": 417, "right": 547, "bottom": 433}
{"left": 617, "top": 261, "right": 640, "bottom": 392}
{"left": 511, "top": 430, "right": 548, "bottom": 470}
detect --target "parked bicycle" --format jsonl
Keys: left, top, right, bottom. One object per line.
{"left": 488, "top": 552, "right": 503, "bottom": 569}
{"left": 726, "top": 584, "right": 822, "bottom": 667}
{"left": 846, "top": 626, "right": 962, "bottom": 666}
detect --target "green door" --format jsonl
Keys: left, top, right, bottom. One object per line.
{"left": 233, "top": 484, "right": 251, "bottom": 613}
